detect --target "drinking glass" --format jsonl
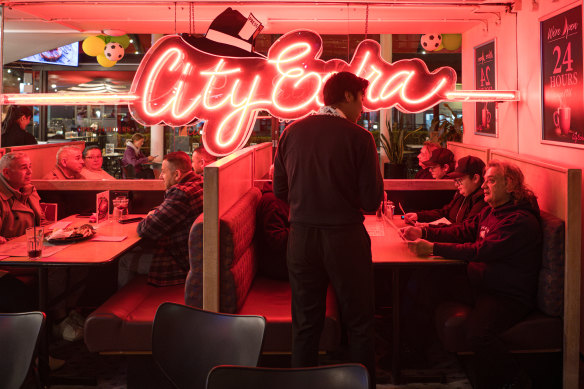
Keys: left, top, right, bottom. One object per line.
{"left": 26, "top": 227, "right": 44, "bottom": 260}
{"left": 114, "top": 196, "right": 129, "bottom": 221}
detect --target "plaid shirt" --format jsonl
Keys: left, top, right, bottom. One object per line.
{"left": 137, "top": 171, "right": 203, "bottom": 286}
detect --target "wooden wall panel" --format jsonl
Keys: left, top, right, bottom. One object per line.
{"left": 447, "top": 141, "right": 490, "bottom": 163}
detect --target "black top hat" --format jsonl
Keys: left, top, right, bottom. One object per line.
{"left": 447, "top": 155, "right": 486, "bottom": 179}
{"left": 181, "top": 8, "right": 265, "bottom": 58}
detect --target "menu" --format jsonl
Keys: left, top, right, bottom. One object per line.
{"left": 541, "top": 5, "right": 584, "bottom": 146}
{"left": 474, "top": 40, "right": 497, "bottom": 136}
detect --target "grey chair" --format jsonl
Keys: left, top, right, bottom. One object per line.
{"left": 0, "top": 311, "right": 45, "bottom": 389}
{"left": 206, "top": 364, "right": 370, "bottom": 389}
{"left": 152, "top": 302, "right": 266, "bottom": 389}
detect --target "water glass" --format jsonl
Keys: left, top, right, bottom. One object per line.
{"left": 26, "top": 227, "right": 44, "bottom": 260}
{"left": 113, "top": 196, "right": 129, "bottom": 221}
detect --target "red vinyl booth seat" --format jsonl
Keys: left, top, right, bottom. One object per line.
{"left": 84, "top": 275, "right": 184, "bottom": 353}
{"left": 185, "top": 187, "right": 340, "bottom": 353}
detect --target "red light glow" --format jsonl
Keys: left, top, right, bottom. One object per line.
{"left": 0, "top": 30, "right": 519, "bottom": 156}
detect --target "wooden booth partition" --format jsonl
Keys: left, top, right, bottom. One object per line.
{"left": 447, "top": 141, "right": 490, "bottom": 163}
{"left": 202, "top": 147, "right": 255, "bottom": 311}
{"left": 9, "top": 141, "right": 86, "bottom": 179}
{"left": 252, "top": 142, "right": 273, "bottom": 180}
{"left": 489, "top": 149, "right": 582, "bottom": 389}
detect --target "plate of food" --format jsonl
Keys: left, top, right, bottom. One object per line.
{"left": 47, "top": 224, "right": 96, "bottom": 244}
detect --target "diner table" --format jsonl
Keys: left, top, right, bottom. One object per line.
{"left": 365, "top": 214, "right": 464, "bottom": 384}
{"left": 0, "top": 214, "right": 145, "bottom": 386}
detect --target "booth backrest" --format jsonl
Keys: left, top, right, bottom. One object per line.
{"left": 488, "top": 149, "right": 581, "bottom": 389}
{"left": 447, "top": 141, "right": 490, "bottom": 163}
{"left": 9, "top": 141, "right": 85, "bottom": 179}
{"left": 252, "top": 143, "right": 273, "bottom": 180}
{"left": 538, "top": 211, "right": 565, "bottom": 317}
{"left": 202, "top": 146, "right": 271, "bottom": 311}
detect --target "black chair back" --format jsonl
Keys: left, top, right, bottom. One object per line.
{"left": 0, "top": 311, "right": 45, "bottom": 389}
{"left": 152, "top": 302, "right": 265, "bottom": 389}
{"left": 206, "top": 364, "right": 369, "bottom": 389}
{"left": 121, "top": 160, "right": 135, "bottom": 179}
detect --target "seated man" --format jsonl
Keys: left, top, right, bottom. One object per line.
{"left": 414, "top": 141, "right": 440, "bottom": 179}
{"left": 402, "top": 160, "right": 542, "bottom": 388}
{"left": 119, "top": 151, "right": 203, "bottom": 287}
{"left": 256, "top": 165, "right": 290, "bottom": 280}
{"left": 43, "top": 145, "right": 84, "bottom": 179}
{"left": 81, "top": 145, "right": 115, "bottom": 180}
{"left": 421, "top": 147, "right": 455, "bottom": 180}
{"left": 0, "top": 151, "right": 86, "bottom": 341}
{"left": 191, "top": 145, "right": 217, "bottom": 176}
{"left": 404, "top": 155, "right": 487, "bottom": 226}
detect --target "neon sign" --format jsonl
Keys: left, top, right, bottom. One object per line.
{"left": 0, "top": 30, "right": 520, "bottom": 156}
{"left": 130, "top": 30, "right": 457, "bottom": 155}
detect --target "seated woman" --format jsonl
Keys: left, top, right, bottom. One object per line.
{"left": 404, "top": 155, "right": 487, "bottom": 226}
{"left": 81, "top": 146, "right": 115, "bottom": 180}
{"left": 121, "top": 133, "right": 155, "bottom": 179}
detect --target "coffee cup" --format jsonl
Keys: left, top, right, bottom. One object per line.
{"left": 553, "top": 107, "right": 571, "bottom": 135}
{"left": 481, "top": 107, "right": 491, "bottom": 128}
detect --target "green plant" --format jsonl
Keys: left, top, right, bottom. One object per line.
{"left": 380, "top": 118, "right": 425, "bottom": 165}
{"left": 431, "top": 103, "right": 463, "bottom": 146}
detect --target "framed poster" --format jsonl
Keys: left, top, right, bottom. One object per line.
{"left": 541, "top": 5, "right": 584, "bottom": 147}
{"left": 474, "top": 40, "right": 497, "bottom": 137}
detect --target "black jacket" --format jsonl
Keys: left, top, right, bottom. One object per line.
{"left": 417, "top": 187, "right": 487, "bottom": 225}
{"left": 427, "top": 198, "right": 542, "bottom": 307}
{"left": 274, "top": 115, "right": 383, "bottom": 226}
{"left": 1, "top": 123, "right": 37, "bottom": 147}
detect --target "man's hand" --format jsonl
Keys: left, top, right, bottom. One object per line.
{"left": 400, "top": 226, "right": 422, "bottom": 241}
{"left": 407, "top": 239, "right": 434, "bottom": 257}
{"left": 147, "top": 155, "right": 156, "bottom": 162}
{"left": 404, "top": 212, "right": 418, "bottom": 225}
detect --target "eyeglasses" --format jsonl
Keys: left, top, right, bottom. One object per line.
{"left": 454, "top": 177, "right": 467, "bottom": 186}
{"left": 84, "top": 156, "right": 102, "bottom": 160}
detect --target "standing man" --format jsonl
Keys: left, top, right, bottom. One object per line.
{"left": 273, "top": 71, "right": 383, "bottom": 384}
{"left": 43, "top": 145, "right": 84, "bottom": 179}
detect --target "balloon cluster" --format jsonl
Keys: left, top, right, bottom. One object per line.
{"left": 420, "top": 34, "right": 462, "bottom": 52}
{"left": 82, "top": 34, "right": 131, "bottom": 67}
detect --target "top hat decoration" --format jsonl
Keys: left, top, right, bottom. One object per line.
{"left": 181, "top": 8, "right": 265, "bottom": 58}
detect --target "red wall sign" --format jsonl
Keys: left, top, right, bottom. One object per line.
{"left": 130, "top": 30, "right": 457, "bottom": 156}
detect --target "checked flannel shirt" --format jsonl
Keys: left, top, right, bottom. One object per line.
{"left": 137, "top": 171, "right": 203, "bottom": 286}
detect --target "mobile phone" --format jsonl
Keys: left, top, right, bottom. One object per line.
{"left": 118, "top": 217, "right": 144, "bottom": 224}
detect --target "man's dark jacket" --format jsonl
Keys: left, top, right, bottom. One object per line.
{"left": 418, "top": 187, "right": 487, "bottom": 225}
{"left": 427, "top": 198, "right": 542, "bottom": 308}
{"left": 273, "top": 115, "right": 383, "bottom": 225}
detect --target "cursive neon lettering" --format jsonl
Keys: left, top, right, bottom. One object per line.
{"left": 130, "top": 30, "right": 457, "bottom": 156}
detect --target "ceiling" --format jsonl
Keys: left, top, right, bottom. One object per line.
{"left": 2, "top": 0, "right": 514, "bottom": 64}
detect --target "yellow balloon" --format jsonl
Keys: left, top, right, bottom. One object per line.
{"left": 82, "top": 36, "right": 106, "bottom": 57}
{"left": 442, "top": 34, "right": 462, "bottom": 51}
{"left": 97, "top": 54, "right": 116, "bottom": 67}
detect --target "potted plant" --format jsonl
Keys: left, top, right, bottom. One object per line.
{"left": 380, "top": 117, "right": 425, "bottom": 179}
{"left": 429, "top": 103, "right": 463, "bottom": 146}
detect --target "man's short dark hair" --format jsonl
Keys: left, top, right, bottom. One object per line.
{"left": 164, "top": 151, "right": 192, "bottom": 173}
{"left": 82, "top": 145, "right": 101, "bottom": 158}
{"left": 323, "top": 71, "right": 369, "bottom": 106}
{"left": 193, "top": 146, "right": 217, "bottom": 164}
